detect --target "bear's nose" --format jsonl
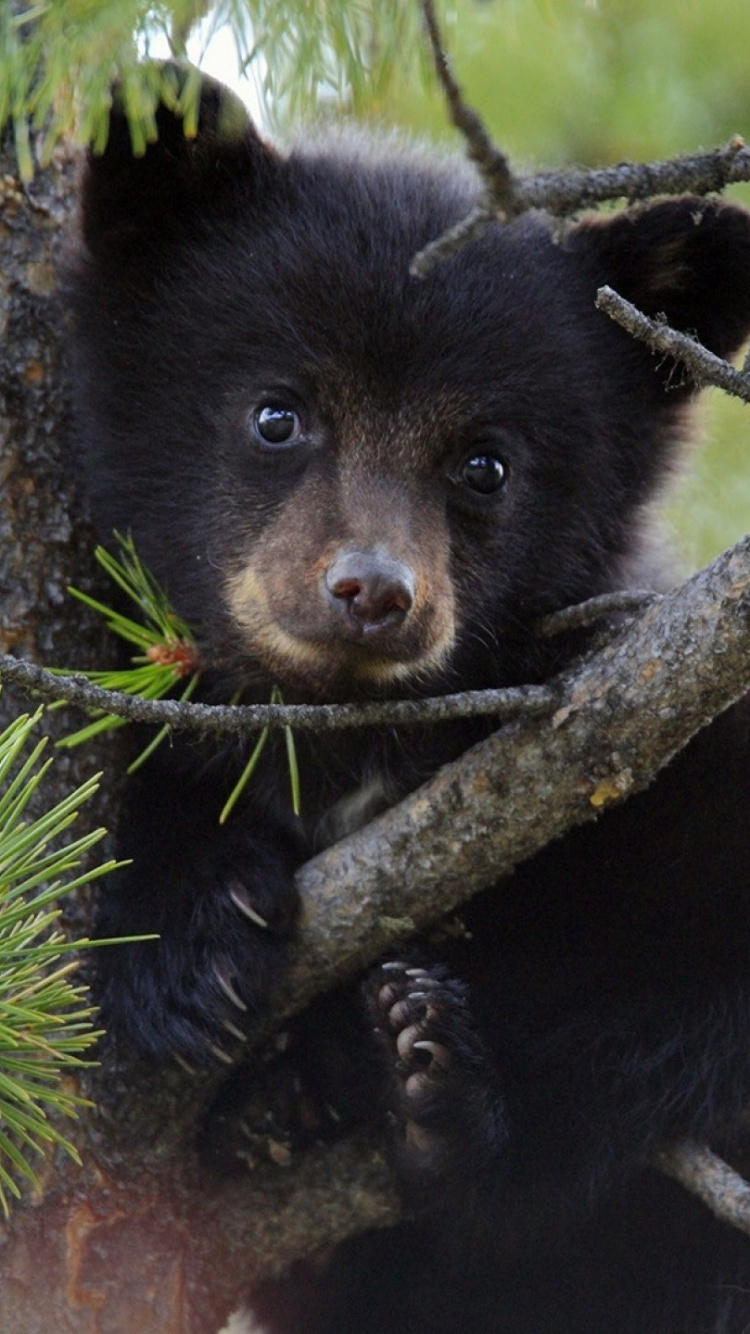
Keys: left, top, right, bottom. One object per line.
{"left": 325, "top": 550, "right": 415, "bottom": 635}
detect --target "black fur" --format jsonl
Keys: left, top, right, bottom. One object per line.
{"left": 69, "top": 72, "right": 750, "bottom": 1332}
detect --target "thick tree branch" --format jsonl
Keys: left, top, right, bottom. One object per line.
{"left": 654, "top": 1141, "right": 750, "bottom": 1236}
{"left": 279, "top": 534, "right": 750, "bottom": 1016}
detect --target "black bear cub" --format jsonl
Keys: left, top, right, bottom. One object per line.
{"left": 70, "top": 72, "right": 750, "bottom": 1333}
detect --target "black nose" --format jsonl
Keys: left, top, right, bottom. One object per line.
{"left": 325, "top": 550, "right": 415, "bottom": 635}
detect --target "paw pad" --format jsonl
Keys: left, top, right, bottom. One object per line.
{"left": 370, "top": 961, "right": 471, "bottom": 1158}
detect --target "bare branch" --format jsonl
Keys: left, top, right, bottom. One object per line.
{"left": 410, "top": 202, "right": 496, "bottom": 277}
{"left": 418, "top": 0, "right": 515, "bottom": 210}
{"left": 0, "top": 653, "right": 555, "bottom": 733}
{"left": 596, "top": 286, "right": 750, "bottom": 402}
{"left": 516, "top": 135, "right": 750, "bottom": 215}
{"left": 413, "top": 0, "right": 518, "bottom": 276}
{"left": 415, "top": 137, "right": 750, "bottom": 276}
{"left": 412, "top": 4, "right": 750, "bottom": 279}
{"left": 538, "top": 589, "right": 659, "bottom": 638}
{"left": 416, "top": 141, "right": 750, "bottom": 276}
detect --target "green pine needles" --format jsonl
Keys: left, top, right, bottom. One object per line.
{"left": 57, "top": 533, "right": 300, "bottom": 818}
{"left": 0, "top": 705, "right": 117, "bottom": 1215}
{"left": 56, "top": 532, "right": 201, "bottom": 771}
{"left": 2, "top": 1, "right": 421, "bottom": 179}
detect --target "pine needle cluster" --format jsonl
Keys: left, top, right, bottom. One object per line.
{"left": 56, "top": 532, "right": 201, "bottom": 772}
{"left": 0, "top": 706, "right": 117, "bottom": 1214}
{"left": 57, "top": 533, "right": 300, "bottom": 819}
{"left": 2, "top": 1, "right": 420, "bottom": 178}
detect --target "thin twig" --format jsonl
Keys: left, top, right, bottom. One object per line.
{"left": 538, "top": 590, "right": 660, "bottom": 638}
{"left": 410, "top": 203, "right": 496, "bottom": 278}
{"left": 0, "top": 652, "right": 557, "bottom": 734}
{"left": 653, "top": 1141, "right": 750, "bottom": 1237}
{"left": 412, "top": 0, "right": 516, "bottom": 276}
{"left": 412, "top": 28, "right": 750, "bottom": 280}
{"left": 418, "top": 0, "right": 515, "bottom": 208}
{"left": 596, "top": 286, "right": 750, "bottom": 402}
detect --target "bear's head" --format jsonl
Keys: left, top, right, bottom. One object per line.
{"left": 69, "top": 71, "right": 750, "bottom": 700}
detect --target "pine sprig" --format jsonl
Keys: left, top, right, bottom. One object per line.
{"left": 219, "top": 685, "right": 300, "bottom": 823}
{"left": 0, "top": 705, "right": 118, "bottom": 1215}
{"left": 57, "top": 534, "right": 300, "bottom": 815}
{"left": 55, "top": 532, "right": 201, "bottom": 766}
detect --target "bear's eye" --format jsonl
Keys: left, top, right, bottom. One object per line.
{"left": 251, "top": 404, "right": 302, "bottom": 446}
{"left": 459, "top": 452, "right": 507, "bottom": 495}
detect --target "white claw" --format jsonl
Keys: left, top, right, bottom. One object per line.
{"left": 378, "top": 982, "right": 401, "bottom": 1011}
{"left": 397, "top": 1023, "right": 422, "bottom": 1060}
{"left": 413, "top": 1039, "right": 451, "bottom": 1069}
{"left": 404, "top": 1120, "right": 433, "bottom": 1153}
{"left": 213, "top": 961, "right": 249, "bottom": 1012}
{"left": 381, "top": 960, "right": 408, "bottom": 971}
{"left": 229, "top": 885, "right": 269, "bottom": 929}
{"left": 405, "top": 1069, "right": 432, "bottom": 1100}
{"left": 208, "top": 1042, "right": 235, "bottom": 1066}
{"left": 222, "top": 1018, "right": 248, "bottom": 1043}
{"left": 173, "top": 1053, "right": 197, "bottom": 1076}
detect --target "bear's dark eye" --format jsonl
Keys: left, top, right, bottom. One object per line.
{"left": 460, "top": 452, "right": 507, "bottom": 495}
{"left": 251, "top": 404, "right": 302, "bottom": 446}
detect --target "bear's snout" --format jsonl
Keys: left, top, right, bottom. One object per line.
{"left": 324, "top": 549, "right": 416, "bottom": 640}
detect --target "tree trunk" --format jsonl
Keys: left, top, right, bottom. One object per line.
{"left": 0, "top": 135, "right": 396, "bottom": 1334}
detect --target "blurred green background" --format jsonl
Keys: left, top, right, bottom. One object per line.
{"left": 376, "top": 0, "right": 750, "bottom": 574}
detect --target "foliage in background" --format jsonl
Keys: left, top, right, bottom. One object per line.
{"left": 0, "top": 0, "right": 422, "bottom": 175}
{"left": 0, "top": 706, "right": 116, "bottom": 1214}
{"left": 5, "top": 0, "right": 750, "bottom": 562}
{"left": 388, "top": 0, "right": 750, "bottom": 169}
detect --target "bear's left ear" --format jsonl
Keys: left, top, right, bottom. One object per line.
{"left": 80, "top": 64, "right": 278, "bottom": 259}
{"left": 569, "top": 197, "right": 750, "bottom": 362}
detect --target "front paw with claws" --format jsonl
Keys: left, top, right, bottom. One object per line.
{"left": 96, "top": 819, "right": 302, "bottom": 1064}
{"left": 368, "top": 960, "right": 501, "bottom": 1197}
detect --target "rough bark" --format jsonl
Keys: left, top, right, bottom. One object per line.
{"left": 0, "top": 132, "right": 391, "bottom": 1334}
{"left": 281, "top": 538, "right": 750, "bottom": 1016}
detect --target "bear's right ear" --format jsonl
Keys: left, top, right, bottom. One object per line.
{"left": 80, "top": 65, "right": 278, "bottom": 258}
